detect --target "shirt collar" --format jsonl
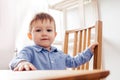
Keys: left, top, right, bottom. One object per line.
{"left": 33, "top": 45, "right": 58, "bottom": 53}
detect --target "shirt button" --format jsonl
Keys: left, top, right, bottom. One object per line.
{"left": 51, "top": 61, "right": 54, "bottom": 63}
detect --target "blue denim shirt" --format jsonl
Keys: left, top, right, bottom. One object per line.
{"left": 9, "top": 45, "right": 93, "bottom": 70}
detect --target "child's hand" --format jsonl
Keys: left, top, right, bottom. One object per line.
{"left": 89, "top": 42, "right": 98, "bottom": 54}
{"left": 14, "top": 61, "right": 37, "bottom": 71}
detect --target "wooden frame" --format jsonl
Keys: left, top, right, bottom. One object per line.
{"left": 63, "top": 20, "right": 102, "bottom": 70}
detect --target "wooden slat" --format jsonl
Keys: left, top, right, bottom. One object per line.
{"left": 77, "top": 31, "right": 83, "bottom": 70}
{"left": 85, "top": 28, "right": 91, "bottom": 70}
{"left": 94, "top": 20, "right": 102, "bottom": 69}
{"left": 64, "top": 32, "right": 69, "bottom": 54}
{"left": 81, "top": 29, "right": 87, "bottom": 69}
{"left": 78, "top": 31, "right": 83, "bottom": 52}
{"left": 73, "top": 32, "right": 78, "bottom": 56}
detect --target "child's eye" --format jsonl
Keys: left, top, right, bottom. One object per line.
{"left": 47, "top": 29, "right": 52, "bottom": 32}
{"left": 35, "top": 29, "right": 41, "bottom": 32}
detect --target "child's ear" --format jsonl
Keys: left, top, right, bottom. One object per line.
{"left": 55, "top": 32, "right": 57, "bottom": 37}
{"left": 27, "top": 33, "right": 32, "bottom": 40}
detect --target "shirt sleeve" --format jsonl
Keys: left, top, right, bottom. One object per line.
{"left": 65, "top": 48, "right": 93, "bottom": 68}
{"left": 9, "top": 47, "right": 33, "bottom": 70}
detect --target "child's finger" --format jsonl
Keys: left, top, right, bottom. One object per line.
{"left": 29, "top": 64, "right": 37, "bottom": 70}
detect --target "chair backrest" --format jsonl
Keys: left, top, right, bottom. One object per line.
{"left": 63, "top": 20, "right": 102, "bottom": 70}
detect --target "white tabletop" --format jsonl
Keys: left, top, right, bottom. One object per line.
{"left": 0, "top": 70, "right": 109, "bottom": 80}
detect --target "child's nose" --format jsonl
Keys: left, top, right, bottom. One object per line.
{"left": 42, "top": 31, "right": 47, "bottom": 35}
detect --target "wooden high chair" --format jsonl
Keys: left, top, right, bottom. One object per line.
{"left": 63, "top": 20, "right": 102, "bottom": 70}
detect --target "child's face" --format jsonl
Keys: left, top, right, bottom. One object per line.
{"left": 29, "top": 19, "right": 57, "bottom": 50}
